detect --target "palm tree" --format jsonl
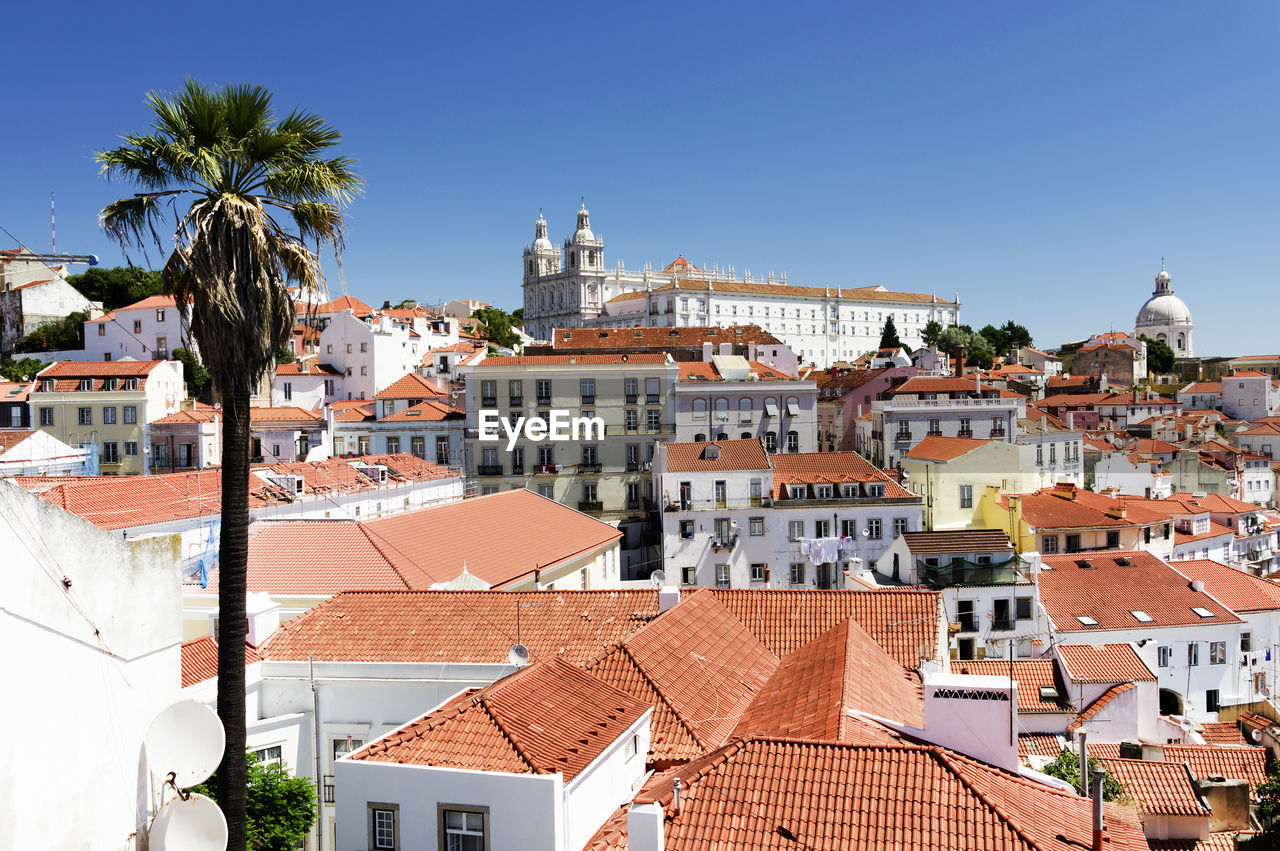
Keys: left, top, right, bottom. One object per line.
{"left": 97, "top": 79, "right": 360, "bottom": 848}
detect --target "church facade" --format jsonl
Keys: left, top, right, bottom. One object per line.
{"left": 521, "top": 206, "right": 960, "bottom": 368}
{"left": 1134, "top": 265, "right": 1194, "bottom": 358}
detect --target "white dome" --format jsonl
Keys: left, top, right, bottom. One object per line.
{"left": 573, "top": 226, "right": 595, "bottom": 244}
{"left": 1155, "top": 269, "right": 1172, "bottom": 286}
{"left": 532, "top": 235, "right": 554, "bottom": 252}
{"left": 1136, "top": 293, "right": 1192, "bottom": 327}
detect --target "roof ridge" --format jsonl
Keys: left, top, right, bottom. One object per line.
{"left": 931, "top": 748, "right": 1048, "bottom": 850}
{"left": 352, "top": 523, "right": 414, "bottom": 589}
{"left": 476, "top": 691, "right": 545, "bottom": 775}
{"left": 1067, "top": 681, "right": 1136, "bottom": 733}
{"left": 591, "top": 642, "right": 709, "bottom": 750}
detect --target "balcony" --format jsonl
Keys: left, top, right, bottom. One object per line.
{"left": 991, "top": 617, "right": 1015, "bottom": 632}
{"left": 957, "top": 429, "right": 974, "bottom": 438}
{"left": 918, "top": 559, "right": 1028, "bottom": 588}
{"left": 990, "top": 428, "right": 1006, "bottom": 438}
{"left": 577, "top": 462, "right": 603, "bottom": 474}
{"left": 508, "top": 396, "right": 523, "bottom": 408}
{"left": 476, "top": 464, "right": 504, "bottom": 476}
{"left": 536, "top": 395, "right": 552, "bottom": 406}
{"left": 646, "top": 394, "right": 660, "bottom": 403}
{"left": 606, "top": 423, "right": 675, "bottom": 436}
{"left": 625, "top": 461, "right": 641, "bottom": 472}
{"left": 710, "top": 534, "right": 739, "bottom": 550}
{"left": 511, "top": 464, "right": 524, "bottom": 475}
{"left": 627, "top": 499, "right": 641, "bottom": 510}
{"left": 580, "top": 395, "right": 595, "bottom": 406}
{"left": 480, "top": 396, "right": 497, "bottom": 408}
{"left": 957, "top": 613, "right": 978, "bottom": 632}
{"left": 893, "top": 432, "right": 913, "bottom": 444}
{"left": 625, "top": 393, "right": 638, "bottom": 404}
{"left": 578, "top": 500, "right": 604, "bottom": 513}
{"left": 534, "top": 465, "right": 559, "bottom": 475}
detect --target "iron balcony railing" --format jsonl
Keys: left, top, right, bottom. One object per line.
{"left": 918, "top": 559, "right": 1028, "bottom": 588}
{"left": 476, "top": 464, "right": 504, "bottom": 476}
{"left": 577, "top": 462, "right": 603, "bottom": 473}
{"left": 578, "top": 500, "right": 604, "bottom": 513}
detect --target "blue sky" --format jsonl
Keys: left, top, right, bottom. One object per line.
{"left": 3, "top": 1, "right": 1276, "bottom": 356}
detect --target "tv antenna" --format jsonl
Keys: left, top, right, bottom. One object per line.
{"left": 145, "top": 700, "right": 227, "bottom": 850}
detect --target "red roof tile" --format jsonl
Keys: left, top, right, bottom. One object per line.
{"left": 349, "top": 658, "right": 647, "bottom": 780}
{"left": 1094, "top": 756, "right": 1209, "bottom": 817}
{"left": 771, "top": 451, "right": 912, "bottom": 499}
{"left": 1147, "top": 835, "right": 1244, "bottom": 851}
{"left": 1055, "top": 643, "right": 1156, "bottom": 683}
{"left": 587, "top": 739, "right": 1148, "bottom": 851}
{"left": 1171, "top": 491, "right": 1266, "bottom": 515}
{"left": 1019, "top": 733, "right": 1064, "bottom": 761}
{"left": 661, "top": 438, "right": 769, "bottom": 473}
{"left": 248, "top": 406, "right": 323, "bottom": 424}
{"left": 1164, "top": 743, "right": 1268, "bottom": 792}
{"left": 0, "top": 381, "right": 32, "bottom": 402}
{"left": 899, "top": 529, "right": 1013, "bottom": 555}
{"left": 549, "top": 325, "right": 785, "bottom": 351}
{"left": 1197, "top": 722, "right": 1251, "bottom": 747}
{"left": 905, "top": 435, "right": 994, "bottom": 462}
{"left": 274, "top": 361, "right": 343, "bottom": 376}
{"left": 239, "top": 521, "right": 409, "bottom": 595}
{"left": 473, "top": 354, "right": 668, "bottom": 366}
{"left": 313, "top": 295, "right": 373, "bottom": 314}
{"left": 1039, "top": 550, "right": 1242, "bottom": 631}
{"left": 955, "top": 660, "right": 1072, "bottom": 714}
{"left": 33, "top": 359, "right": 168, "bottom": 392}
{"left": 377, "top": 400, "right": 462, "bottom": 422}
{"left": 1175, "top": 559, "right": 1280, "bottom": 613}
{"left": 373, "top": 372, "right": 450, "bottom": 399}
{"left": 180, "top": 636, "right": 262, "bottom": 688}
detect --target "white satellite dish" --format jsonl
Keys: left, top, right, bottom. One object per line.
{"left": 650, "top": 569, "right": 667, "bottom": 587}
{"left": 146, "top": 700, "right": 225, "bottom": 789}
{"left": 149, "top": 792, "right": 228, "bottom": 851}
{"left": 1252, "top": 728, "right": 1263, "bottom": 743}
{"left": 508, "top": 643, "right": 530, "bottom": 667}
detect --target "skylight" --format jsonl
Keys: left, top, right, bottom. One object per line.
{"left": 1191, "top": 607, "right": 1215, "bottom": 618}
{"left": 1130, "top": 610, "right": 1153, "bottom": 622}
{"left": 1076, "top": 615, "right": 1099, "bottom": 626}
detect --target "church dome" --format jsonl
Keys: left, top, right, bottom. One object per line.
{"left": 531, "top": 213, "right": 554, "bottom": 253}
{"left": 572, "top": 203, "right": 596, "bottom": 244}
{"left": 533, "top": 234, "right": 554, "bottom": 252}
{"left": 1136, "top": 292, "right": 1192, "bottom": 327}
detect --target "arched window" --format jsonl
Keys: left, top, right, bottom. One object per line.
{"left": 692, "top": 398, "right": 707, "bottom": 420}
{"left": 715, "top": 432, "right": 728, "bottom": 441}
{"left": 764, "top": 431, "right": 778, "bottom": 453}
{"left": 527, "top": 260, "right": 533, "bottom": 275}
{"left": 570, "top": 252, "right": 576, "bottom": 268}
{"left": 739, "top": 397, "right": 753, "bottom": 422}
{"left": 1176, "top": 333, "right": 1185, "bottom": 350}
{"left": 694, "top": 433, "right": 706, "bottom": 442}
{"left": 740, "top": 431, "right": 752, "bottom": 440}
{"left": 714, "top": 398, "right": 729, "bottom": 423}
{"left": 588, "top": 250, "right": 596, "bottom": 267}
{"left": 786, "top": 431, "right": 799, "bottom": 453}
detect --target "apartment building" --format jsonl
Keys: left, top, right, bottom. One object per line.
{"left": 31, "top": 359, "right": 184, "bottom": 474}
{"left": 653, "top": 438, "right": 922, "bottom": 590}
{"left": 861, "top": 376, "right": 1026, "bottom": 468}
{"left": 317, "top": 308, "right": 457, "bottom": 400}
{"left": 84, "top": 294, "right": 193, "bottom": 361}
{"left": 671, "top": 356, "right": 817, "bottom": 451}
{"left": 464, "top": 353, "right": 679, "bottom": 561}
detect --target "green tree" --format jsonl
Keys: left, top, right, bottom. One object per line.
{"left": 1140, "top": 336, "right": 1176, "bottom": 374}
{"left": 937, "top": 324, "right": 993, "bottom": 368}
{"left": 921, "top": 319, "right": 944, "bottom": 348}
{"left": 878, "top": 315, "right": 904, "bottom": 351}
{"left": 194, "top": 753, "right": 317, "bottom": 851}
{"left": 978, "top": 323, "right": 1009, "bottom": 356}
{"left": 472, "top": 306, "right": 519, "bottom": 349}
{"left": 66, "top": 265, "right": 165, "bottom": 311}
{"left": 98, "top": 79, "right": 360, "bottom": 848}
{"left": 174, "top": 347, "right": 211, "bottom": 401}
{"left": 0, "top": 356, "right": 47, "bottom": 381}
{"left": 1000, "top": 320, "right": 1033, "bottom": 349}
{"left": 15, "top": 310, "right": 89, "bottom": 352}
{"left": 511, "top": 307, "right": 524, "bottom": 326}
{"left": 273, "top": 345, "right": 295, "bottom": 364}
{"left": 1040, "top": 748, "right": 1126, "bottom": 802}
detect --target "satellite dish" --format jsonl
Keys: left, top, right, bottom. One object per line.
{"left": 650, "top": 569, "right": 667, "bottom": 587}
{"left": 508, "top": 643, "right": 530, "bottom": 667}
{"left": 149, "top": 792, "right": 227, "bottom": 851}
{"left": 1252, "top": 728, "right": 1263, "bottom": 743}
{"left": 146, "top": 700, "right": 225, "bottom": 789}
{"left": 862, "top": 528, "right": 872, "bottom": 537}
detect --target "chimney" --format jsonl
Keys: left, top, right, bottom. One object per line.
{"left": 955, "top": 345, "right": 965, "bottom": 377}
{"left": 626, "top": 803, "right": 665, "bottom": 851}
{"left": 671, "top": 779, "right": 682, "bottom": 816}
{"left": 658, "top": 586, "right": 680, "bottom": 613}
{"left": 1190, "top": 580, "right": 1206, "bottom": 593}
{"left": 1196, "top": 777, "right": 1251, "bottom": 832}
{"left": 701, "top": 342, "right": 713, "bottom": 362}
{"left": 1091, "top": 768, "right": 1105, "bottom": 851}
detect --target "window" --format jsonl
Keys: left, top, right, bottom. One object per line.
{"left": 97, "top": 323, "right": 106, "bottom": 336}
{"left": 789, "top": 485, "right": 806, "bottom": 500}
{"left": 790, "top": 563, "right": 805, "bottom": 585}
{"left": 750, "top": 563, "right": 766, "bottom": 582}
{"left": 385, "top": 437, "right": 400, "bottom": 455}
{"left": 1242, "top": 632, "right": 1253, "bottom": 652}
{"left": 360, "top": 342, "right": 368, "bottom": 353}
{"left": 1065, "top": 534, "right": 1081, "bottom": 553}
{"left": 133, "top": 320, "right": 143, "bottom": 334}
{"left": 647, "top": 409, "right": 662, "bottom": 432}
{"left": 788, "top": 520, "right": 804, "bottom": 541}
{"left": 715, "top": 564, "right": 731, "bottom": 588}
{"left": 1206, "top": 689, "right": 1220, "bottom": 712}
{"left": 251, "top": 745, "right": 283, "bottom": 768}
{"left": 624, "top": 378, "right": 638, "bottom": 403}
{"left": 680, "top": 520, "right": 695, "bottom": 539}
{"left": 39, "top": 407, "right": 53, "bottom": 427}
{"left": 360, "top": 365, "right": 367, "bottom": 376}
{"left": 681, "top": 566, "right": 696, "bottom": 585}
{"left": 327, "top": 344, "right": 333, "bottom": 353}
{"left": 1015, "top": 597, "right": 1033, "bottom": 620}
{"left": 78, "top": 407, "right": 92, "bottom": 425}
{"left": 102, "top": 442, "right": 119, "bottom": 464}
{"left": 1191, "top": 607, "right": 1215, "bottom": 619}
{"left": 370, "top": 805, "right": 399, "bottom": 850}
{"left": 1130, "top": 610, "right": 1153, "bottom": 622}
{"left": 580, "top": 378, "right": 595, "bottom": 403}
{"left": 1106, "top": 530, "right": 1120, "bottom": 549}
{"left": 927, "top": 418, "right": 941, "bottom": 435}
{"left": 1188, "top": 643, "right": 1200, "bottom": 666}
{"left": 764, "top": 431, "right": 777, "bottom": 453}
{"left": 155, "top": 308, "right": 166, "bottom": 322}
{"left": 749, "top": 517, "right": 764, "bottom": 536}
{"left": 436, "top": 435, "right": 451, "bottom": 465}
{"left": 536, "top": 379, "right": 552, "bottom": 403}
{"left": 897, "top": 420, "right": 911, "bottom": 438}
{"left": 1209, "top": 641, "right": 1226, "bottom": 664}
{"left": 815, "top": 484, "right": 833, "bottom": 499}
{"left": 959, "top": 484, "right": 973, "bottom": 509}
{"left": 124, "top": 441, "right": 138, "bottom": 456}
{"left": 538, "top": 484, "right": 554, "bottom": 499}
{"left": 439, "top": 806, "right": 487, "bottom": 851}
{"left": 739, "top": 397, "right": 753, "bottom": 422}
{"left": 1076, "top": 615, "right": 1098, "bottom": 626}
{"left": 692, "top": 398, "right": 707, "bottom": 420}
{"left": 867, "top": 519, "right": 882, "bottom": 540}
{"left": 814, "top": 519, "right": 830, "bottom": 537}
{"left": 893, "top": 518, "right": 908, "bottom": 538}
{"left": 786, "top": 431, "right": 799, "bottom": 453}
{"left": 646, "top": 377, "right": 660, "bottom": 403}
{"left": 78, "top": 378, "right": 93, "bottom": 392}
{"left": 155, "top": 336, "right": 167, "bottom": 358}
{"left": 1158, "top": 646, "right": 1171, "bottom": 667}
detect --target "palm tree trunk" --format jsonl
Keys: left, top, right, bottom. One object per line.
{"left": 216, "top": 382, "right": 250, "bottom": 850}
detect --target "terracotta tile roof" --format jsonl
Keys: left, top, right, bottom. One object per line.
{"left": 152, "top": 403, "right": 220, "bottom": 424}
{"left": 1230, "top": 370, "right": 1270, "bottom": 378}
{"left": 180, "top": 636, "right": 262, "bottom": 688}
{"left": 1174, "top": 521, "right": 1236, "bottom": 546}
{"left": 331, "top": 402, "right": 374, "bottom": 422}
{"left": 1067, "top": 682, "right": 1136, "bottom": 732}
{"left": 584, "top": 590, "right": 778, "bottom": 763}
{"left": 472, "top": 354, "right": 668, "bottom": 366}
{"left": 0, "top": 381, "right": 32, "bottom": 402}
{"left": 900, "top": 530, "right": 1013, "bottom": 555}
{"left": 1163, "top": 743, "right": 1268, "bottom": 793}
{"left": 1019, "top": 733, "right": 1063, "bottom": 761}
{"left": 1097, "top": 756, "right": 1211, "bottom": 818}
{"left": 274, "top": 361, "right": 343, "bottom": 376}
{"left": 771, "top": 451, "right": 912, "bottom": 499}
{"left": 313, "top": 295, "right": 373, "bottom": 314}
{"left": 710, "top": 588, "right": 942, "bottom": 668}
{"left": 955, "top": 660, "right": 1072, "bottom": 713}
{"left": 675, "top": 360, "right": 790, "bottom": 381}
{"left": 887, "top": 376, "right": 1006, "bottom": 395}
{"left": 373, "top": 372, "right": 450, "bottom": 399}
{"left": 733, "top": 618, "right": 925, "bottom": 741}
{"left": 1171, "top": 491, "right": 1264, "bottom": 515}
{"left": 587, "top": 739, "right": 1148, "bottom": 851}
{"left": 238, "top": 521, "right": 409, "bottom": 595}
{"left": 1007, "top": 490, "right": 1136, "bottom": 531}
{"left": 1198, "top": 722, "right": 1251, "bottom": 747}
{"left": 33, "top": 359, "right": 167, "bottom": 392}
{"left": 550, "top": 325, "right": 784, "bottom": 349}
{"left": 248, "top": 406, "right": 323, "bottom": 424}
{"left": 263, "top": 589, "right": 659, "bottom": 663}
{"left": 1239, "top": 712, "right": 1272, "bottom": 733}
{"left": 1180, "top": 381, "right": 1223, "bottom": 394}
{"left": 661, "top": 438, "right": 769, "bottom": 473}
{"left": 647, "top": 278, "right": 958, "bottom": 305}
{"left": 377, "top": 400, "right": 462, "bottom": 423}
{"left": 1056, "top": 643, "right": 1156, "bottom": 683}
{"left": 905, "top": 435, "right": 994, "bottom": 462}
{"left": 1147, "top": 835, "right": 1244, "bottom": 851}
{"left": 1039, "top": 550, "right": 1242, "bottom": 630}
{"left": 358, "top": 489, "right": 621, "bottom": 589}
{"left": 0, "top": 430, "right": 37, "bottom": 451}
{"left": 349, "top": 658, "right": 647, "bottom": 780}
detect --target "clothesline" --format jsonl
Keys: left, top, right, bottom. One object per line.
{"left": 798, "top": 536, "right": 858, "bottom": 566}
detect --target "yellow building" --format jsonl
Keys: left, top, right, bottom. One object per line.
{"left": 901, "top": 436, "right": 1036, "bottom": 531}
{"left": 31, "top": 359, "right": 185, "bottom": 475}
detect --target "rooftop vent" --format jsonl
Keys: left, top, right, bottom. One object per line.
{"left": 1039, "top": 686, "right": 1059, "bottom": 701}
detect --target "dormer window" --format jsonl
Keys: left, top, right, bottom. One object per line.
{"left": 842, "top": 484, "right": 858, "bottom": 498}
{"left": 789, "top": 485, "right": 806, "bottom": 500}
{"left": 866, "top": 483, "right": 885, "bottom": 498}
{"left": 40, "top": 379, "right": 55, "bottom": 392}
{"left": 815, "top": 485, "right": 833, "bottom": 499}
{"left": 124, "top": 378, "right": 139, "bottom": 391}
{"left": 105, "top": 378, "right": 118, "bottom": 391}
{"left": 78, "top": 379, "right": 93, "bottom": 391}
